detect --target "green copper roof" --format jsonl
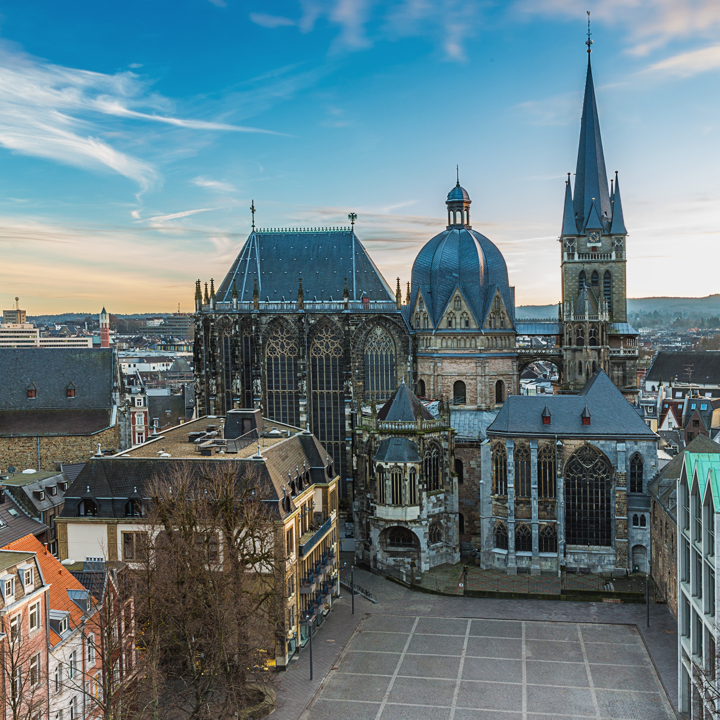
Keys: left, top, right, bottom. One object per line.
{"left": 683, "top": 453, "right": 720, "bottom": 506}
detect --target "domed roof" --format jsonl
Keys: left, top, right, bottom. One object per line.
{"left": 409, "top": 225, "right": 514, "bottom": 329}
{"left": 447, "top": 181, "right": 470, "bottom": 204}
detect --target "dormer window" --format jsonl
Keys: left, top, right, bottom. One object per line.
{"left": 78, "top": 498, "right": 98, "bottom": 517}
{"left": 49, "top": 486, "right": 57, "bottom": 497}
{"left": 66, "top": 383, "right": 76, "bottom": 398}
{"left": 125, "top": 498, "right": 143, "bottom": 517}
{"left": 23, "top": 567, "right": 33, "bottom": 588}
{"left": 581, "top": 407, "right": 591, "bottom": 426}
{"left": 542, "top": 407, "right": 551, "bottom": 425}
{"left": 3, "top": 576, "right": 15, "bottom": 599}
{"left": 27, "top": 385, "right": 36, "bottom": 399}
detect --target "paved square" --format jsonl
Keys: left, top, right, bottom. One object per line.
{"left": 309, "top": 615, "right": 676, "bottom": 720}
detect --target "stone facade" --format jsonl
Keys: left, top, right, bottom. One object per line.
{"left": 0, "top": 425, "right": 120, "bottom": 472}
{"left": 651, "top": 495, "right": 678, "bottom": 619}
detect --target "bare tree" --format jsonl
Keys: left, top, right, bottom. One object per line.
{"left": 136, "top": 461, "right": 283, "bottom": 720}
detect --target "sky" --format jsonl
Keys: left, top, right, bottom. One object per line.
{"left": 0, "top": 0, "right": 719, "bottom": 315}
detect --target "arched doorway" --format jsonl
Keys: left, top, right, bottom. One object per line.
{"left": 564, "top": 445, "right": 613, "bottom": 547}
{"left": 632, "top": 545, "right": 647, "bottom": 573}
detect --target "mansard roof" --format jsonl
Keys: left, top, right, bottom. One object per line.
{"left": 488, "top": 370, "right": 656, "bottom": 439}
{"left": 216, "top": 228, "right": 395, "bottom": 304}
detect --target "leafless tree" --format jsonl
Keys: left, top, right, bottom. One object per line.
{"left": 135, "top": 461, "right": 283, "bottom": 720}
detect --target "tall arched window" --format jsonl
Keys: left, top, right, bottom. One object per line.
{"left": 567, "top": 327, "right": 573, "bottom": 345}
{"left": 578, "top": 360, "right": 583, "bottom": 376}
{"left": 492, "top": 443, "right": 507, "bottom": 496}
{"left": 495, "top": 380, "right": 505, "bottom": 404}
{"left": 265, "top": 323, "right": 300, "bottom": 427}
{"left": 447, "top": 313, "right": 455, "bottom": 328}
{"left": 376, "top": 466, "right": 386, "bottom": 504}
{"left": 409, "top": 467, "right": 417, "bottom": 504}
{"left": 604, "top": 271, "right": 612, "bottom": 315}
{"left": 494, "top": 522, "right": 508, "bottom": 550}
{"left": 311, "top": 325, "right": 346, "bottom": 483}
{"left": 565, "top": 445, "right": 612, "bottom": 546}
{"left": 515, "top": 524, "right": 532, "bottom": 553}
{"left": 537, "top": 444, "right": 556, "bottom": 498}
{"left": 364, "top": 326, "right": 396, "bottom": 402}
{"left": 417, "top": 379, "right": 426, "bottom": 397}
{"left": 424, "top": 448, "right": 440, "bottom": 492}
{"left": 576, "top": 325, "right": 585, "bottom": 346}
{"left": 459, "top": 513, "right": 465, "bottom": 534}
{"left": 461, "top": 312, "right": 470, "bottom": 328}
{"left": 455, "top": 458, "right": 464, "bottom": 485}
{"left": 238, "top": 325, "right": 254, "bottom": 409}
{"left": 591, "top": 270, "right": 599, "bottom": 286}
{"left": 579, "top": 270, "right": 586, "bottom": 288}
{"left": 391, "top": 467, "right": 403, "bottom": 505}
{"left": 629, "top": 454, "right": 643, "bottom": 494}
{"left": 539, "top": 525, "right": 557, "bottom": 553}
{"left": 454, "top": 296, "right": 461, "bottom": 310}
{"left": 219, "top": 326, "right": 235, "bottom": 415}
{"left": 514, "top": 444, "right": 531, "bottom": 498}
{"left": 589, "top": 326, "right": 598, "bottom": 346}
{"left": 453, "top": 381, "right": 466, "bottom": 405}
{"left": 429, "top": 524, "right": 442, "bottom": 544}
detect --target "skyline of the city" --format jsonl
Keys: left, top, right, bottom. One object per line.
{"left": 0, "top": 0, "right": 719, "bottom": 313}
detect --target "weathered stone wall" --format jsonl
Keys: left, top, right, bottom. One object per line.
{"left": 651, "top": 496, "right": 678, "bottom": 619}
{"left": 456, "top": 444, "right": 481, "bottom": 548}
{"left": 0, "top": 425, "right": 120, "bottom": 472}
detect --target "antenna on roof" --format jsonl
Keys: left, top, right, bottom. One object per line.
{"left": 586, "top": 10, "right": 593, "bottom": 54}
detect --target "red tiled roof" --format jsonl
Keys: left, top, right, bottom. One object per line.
{"left": 3, "top": 534, "right": 89, "bottom": 644}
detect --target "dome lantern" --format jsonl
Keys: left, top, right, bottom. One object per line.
{"left": 446, "top": 169, "right": 471, "bottom": 228}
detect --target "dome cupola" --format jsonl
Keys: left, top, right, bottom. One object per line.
{"left": 446, "top": 170, "right": 471, "bottom": 228}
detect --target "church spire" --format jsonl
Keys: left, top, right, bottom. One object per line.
{"left": 561, "top": 173, "right": 577, "bottom": 235}
{"left": 573, "top": 43, "right": 611, "bottom": 233}
{"left": 610, "top": 171, "right": 627, "bottom": 234}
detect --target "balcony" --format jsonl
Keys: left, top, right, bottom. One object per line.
{"left": 299, "top": 516, "right": 333, "bottom": 557}
{"left": 609, "top": 348, "right": 638, "bottom": 357}
{"left": 299, "top": 572, "right": 317, "bottom": 594}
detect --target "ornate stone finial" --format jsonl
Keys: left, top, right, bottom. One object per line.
{"left": 586, "top": 10, "right": 593, "bottom": 54}
{"left": 406, "top": 282, "right": 411, "bottom": 305}
{"left": 252, "top": 277, "right": 259, "bottom": 310}
{"left": 395, "top": 278, "right": 402, "bottom": 310}
{"left": 297, "top": 277, "right": 304, "bottom": 309}
{"left": 210, "top": 278, "right": 215, "bottom": 299}
{"left": 348, "top": 212, "right": 357, "bottom": 230}
{"left": 195, "top": 279, "right": 202, "bottom": 301}
{"left": 204, "top": 282, "right": 209, "bottom": 304}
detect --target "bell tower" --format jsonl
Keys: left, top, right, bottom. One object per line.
{"left": 560, "top": 25, "right": 637, "bottom": 394}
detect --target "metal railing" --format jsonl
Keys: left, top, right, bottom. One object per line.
{"left": 299, "top": 516, "right": 333, "bottom": 557}
{"left": 209, "top": 299, "right": 400, "bottom": 313}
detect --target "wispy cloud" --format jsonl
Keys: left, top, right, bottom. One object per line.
{"left": 145, "top": 207, "right": 219, "bottom": 227}
{"left": 192, "top": 176, "right": 236, "bottom": 193}
{"left": 0, "top": 42, "right": 278, "bottom": 193}
{"left": 250, "top": 13, "right": 296, "bottom": 28}
{"left": 643, "top": 44, "right": 720, "bottom": 77}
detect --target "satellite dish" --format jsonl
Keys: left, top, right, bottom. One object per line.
{"left": 7, "top": 466, "right": 15, "bottom": 474}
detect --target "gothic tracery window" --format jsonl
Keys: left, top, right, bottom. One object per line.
{"left": 391, "top": 467, "right": 403, "bottom": 505}
{"left": 424, "top": 447, "right": 440, "bottom": 492}
{"left": 494, "top": 521, "right": 508, "bottom": 550}
{"left": 514, "top": 444, "right": 531, "bottom": 498}
{"left": 429, "top": 524, "right": 442, "bottom": 545}
{"left": 515, "top": 524, "right": 532, "bottom": 553}
{"left": 376, "top": 465, "right": 386, "bottom": 504}
{"left": 265, "top": 323, "right": 299, "bottom": 427}
{"left": 565, "top": 445, "right": 613, "bottom": 547}
{"left": 409, "top": 467, "right": 417, "bottom": 504}
{"left": 364, "top": 325, "right": 396, "bottom": 402}
{"left": 386, "top": 526, "right": 414, "bottom": 548}
{"left": 311, "top": 325, "right": 346, "bottom": 484}
{"left": 492, "top": 443, "right": 507, "bottom": 496}
{"left": 539, "top": 525, "right": 557, "bottom": 553}
{"left": 538, "top": 444, "right": 556, "bottom": 499}
{"left": 604, "top": 271, "right": 612, "bottom": 315}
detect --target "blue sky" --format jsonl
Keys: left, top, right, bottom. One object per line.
{"left": 0, "top": 0, "right": 718, "bottom": 313}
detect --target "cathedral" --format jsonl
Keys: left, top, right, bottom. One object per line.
{"left": 194, "top": 46, "right": 652, "bottom": 576}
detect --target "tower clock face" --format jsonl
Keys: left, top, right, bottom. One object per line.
{"left": 588, "top": 231, "right": 600, "bottom": 244}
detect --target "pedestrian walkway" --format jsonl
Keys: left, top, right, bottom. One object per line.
{"left": 272, "top": 562, "right": 680, "bottom": 719}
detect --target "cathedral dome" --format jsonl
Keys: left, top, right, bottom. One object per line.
{"left": 409, "top": 185, "right": 514, "bottom": 329}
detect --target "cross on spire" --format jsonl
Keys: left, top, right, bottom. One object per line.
{"left": 586, "top": 10, "right": 593, "bottom": 54}
{"left": 250, "top": 200, "right": 256, "bottom": 230}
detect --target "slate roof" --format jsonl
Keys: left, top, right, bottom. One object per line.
{"left": 4, "top": 471, "right": 68, "bottom": 517}
{"left": 451, "top": 409, "right": 499, "bottom": 442}
{"left": 608, "top": 322, "right": 638, "bottom": 335}
{"left": 0, "top": 409, "right": 113, "bottom": 437}
{"left": 515, "top": 321, "right": 561, "bottom": 336}
{"left": 0, "top": 492, "right": 48, "bottom": 545}
{"left": 488, "top": 370, "right": 657, "bottom": 439}
{"left": 0, "top": 348, "right": 115, "bottom": 410}
{"left": 646, "top": 352, "right": 720, "bottom": 386}
{"left": 409, "top": 222, "right": 515, "bottom": 329}
{"left": 378, "top": 382, "right": 433, "bottom": 421}
{"left": 373, "top": 437, "right": 421, "bottom": 463}
{"left": 61, "top": 463, "right": 87, "bottom": 483}
{"left": 572, "top": 57, "right": 611, "bottom": 234}
{"left": 60, "top": 431, "right": 334, "bottom": 522}
{"left": 215, "top": 229, "right": 395, "bottom": 304}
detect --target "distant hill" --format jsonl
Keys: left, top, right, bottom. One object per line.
{"left": 28, "top": 313, "right": 167, "bottom": 324}
{"left": 518, "top": 295, "right": 720, "bottom": 322}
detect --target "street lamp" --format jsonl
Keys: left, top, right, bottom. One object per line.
{"left": 300, "top": 610, "right": 315, "bottom": 680}
{"left": 343, "top": 562, "right": 355, "bottom": 615}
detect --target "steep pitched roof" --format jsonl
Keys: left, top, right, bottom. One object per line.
{"left": 0, "top": 348, "right": 115, "bottom": 410}
{"left": 609, "top": 171, "right": 627, "bottom": 234}
{"left": 0, "top": 493, "right": 48, "bottom": 545}
{"left": 573, "top": 58, "right": 611, "bottom": 232}
{"left": 215, "top": 229, "right": 395, "bottom": 304}
{"left": 646, "top": 351, "right": 720, "bottom": 386}
{"left": 378, "top": 381, "right": 433, "bottom": 421}
{"left": 561, "top": 178, "right": 577, "bottom": 235}
{"left": 373, "top": 438, "right": 421, "bottom": 463}
{"left": 4, "top": 534, "right": 91, "bottom": 645}
{"left": 488, "top": 370, "right": 657, "bottom": 439}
